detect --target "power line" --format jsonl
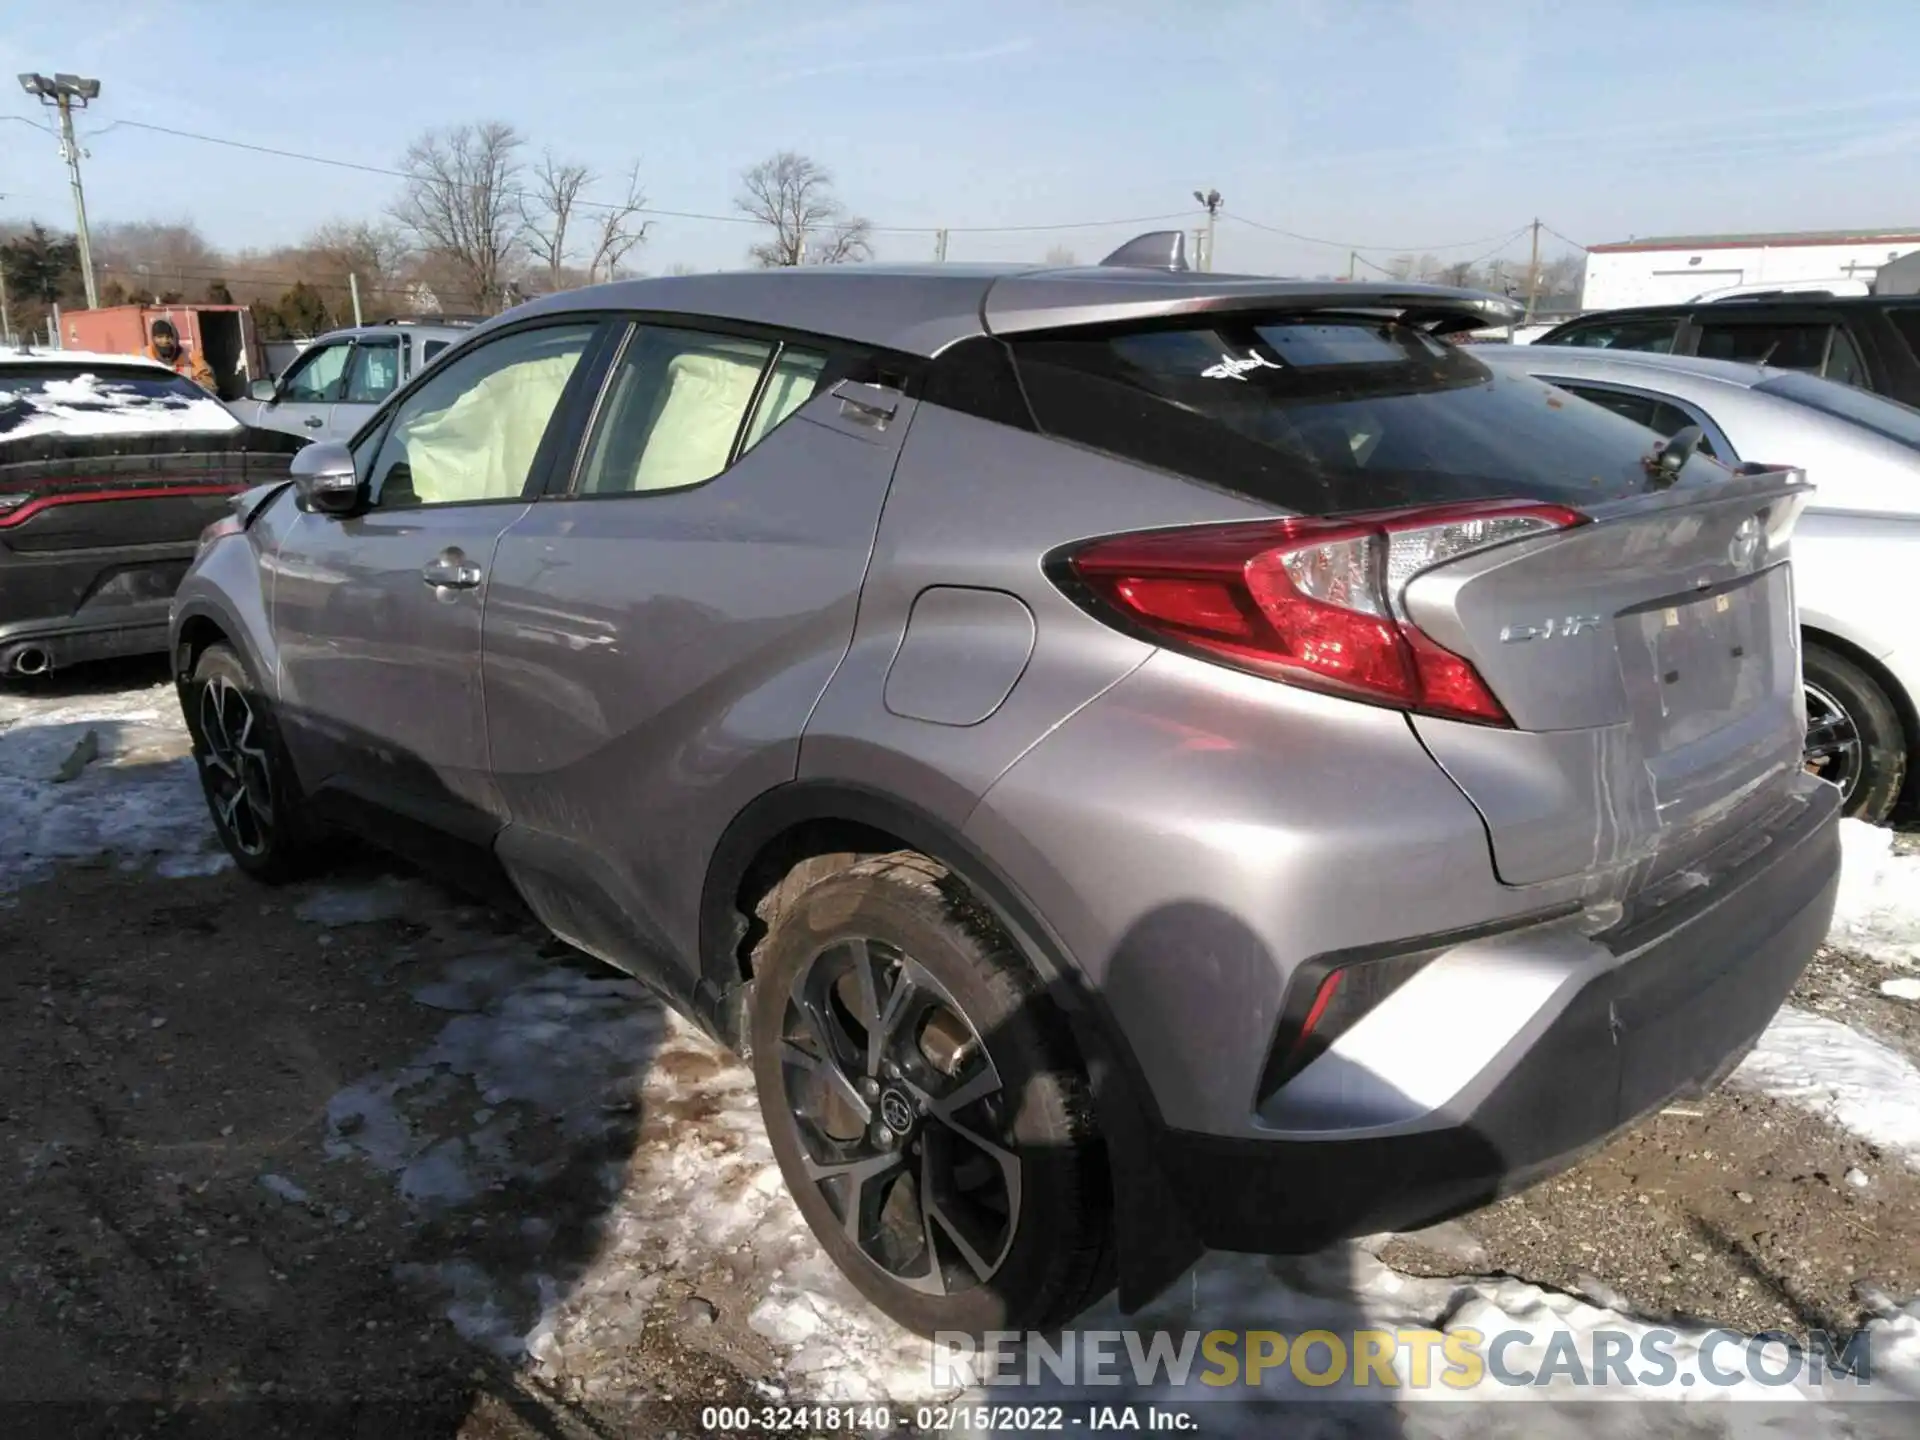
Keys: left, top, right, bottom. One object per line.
{"left": 82, "top": 118, "right": 1203, "bottom": 238}
{"left": 1225, "top": 213, "right": 1529, "bottom": 255}
{"left": 1540, "top": 222, "right": 1589, "bottom": 252}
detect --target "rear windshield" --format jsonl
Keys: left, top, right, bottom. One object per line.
{"left": 0, "top": 364, "right": 235, "bottom": 440}
{"left": 1008, "top": 316, "right": 1681, "bottom": 513}
{"left": 1756, "top": 370, "right": 1920, "bottom": 452}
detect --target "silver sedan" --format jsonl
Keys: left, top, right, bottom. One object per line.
{"left": 1481, "top": 344, "right": 1920, "bottom": 822}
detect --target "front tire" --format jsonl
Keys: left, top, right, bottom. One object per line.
{"left": 183, "top": 643, "right": 321, "bottom": 882}
{"left": 749, "top": 853, "right": 1112, "bottom": 1336}
{"left": 1803, "top": 643, "right": 1907, "bottom": 824}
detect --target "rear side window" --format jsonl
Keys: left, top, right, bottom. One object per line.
{"left": 1539, "top": 316, "right": 1680, "bottom": 352}
{"left": 1008, "top": 316, "right": 1682, "bottom": 513}
{"left": 1551, "top": 384, "right": 1719, "bottom": 457}
{"left": 1694, "top": 320, "right": 1833, "bottom": 372}
{"left": 575, "top": 327, "right": 775, "bottom": 495}
{"left": 343, "top": 341, "right": 400, "bottom": 403}
{"left": 1887, "top": 308, "right": 1920, "bottom": 367}
{"left": 1824, "top": 328, "right": 1867, "bottom": 387}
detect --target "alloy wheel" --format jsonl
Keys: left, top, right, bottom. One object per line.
{"left": 197, "top": 675, "right": 275, "bottom": 857}
{"left": 1804, "top": 680, "right": 1863, "bottom": 803}
{"left": 776, "top": 937, "right": 1020, "bottom": 1297}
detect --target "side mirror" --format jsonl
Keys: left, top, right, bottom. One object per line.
{"left": 290, "top": 441, "right": 363, "bottom": 516}
{"left": 248, "top": 377, "right": 278, "bottom": 403}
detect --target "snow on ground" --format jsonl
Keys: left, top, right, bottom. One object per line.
{"left": 1736, "top": 1008, "right": 1920, "bottom": 1167}
{"left": 1827, "top": 820, "right": 1920, "bottom": 967}
{"left": 322, "top": 924, "right": 1920, "bottom": 1431}
{"left": 0, "top": 676, "right": 227, "bottom": 895}
{"left": 1732, "top": 820, "right": 1920, "bottom": 1166}
{"left": 10, "top": 677, "right": 1920, "bottom": 1423}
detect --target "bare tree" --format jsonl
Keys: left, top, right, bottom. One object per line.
{"left": 1043, "top": 244, "right": 1078, "bottom": 267}
{"left": 520, "top": 150, "right": 591, "bottom": 290}
{"left": 586, "top": 163, "right": 652, "bottom": 283}
{"left": 735, "top": 151, "right": 872, "bottom": 267}
{"left": 92, "top": 221, "right": 222, "bottom": 302}
{"left": 391, "top": 122, "right": 526, "bottom": 312}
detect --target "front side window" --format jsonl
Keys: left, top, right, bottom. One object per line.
{"left": 1694, "top": 321, "right": 1833, "bottom": 372}
{"left": 1008, "top": 316, "right": 1714, "bottom": 513}
{"left": 367, "top": 324, "right": 594, "bottom": 509}
{"left": 1540, "top": 317, "right": 1680, "bottom": 353}
{"left": 575, "top": 327, "right": 776, "bottom": 495}
{"left": 343, "top": 341, "right": 401, "bottom": 404}
{"left": 279, "top": 343, "right": 350, "bottom": 403}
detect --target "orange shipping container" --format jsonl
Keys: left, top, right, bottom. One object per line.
{"left": 60, "top": 304, "right": 268, "bottom": 403}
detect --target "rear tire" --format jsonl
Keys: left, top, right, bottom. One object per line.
{"left": 749, "top": 853, "right": 1112, "bottom": 1337}
{"left": 1803, "top": 642, "right": 1906, "bottom": 824}
{"left": 183, "top": 643, "right": 323, "bottom": 882}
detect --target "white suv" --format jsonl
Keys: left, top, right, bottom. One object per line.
{"left": 233, "top": 319, "right": 475, "bottom": 444}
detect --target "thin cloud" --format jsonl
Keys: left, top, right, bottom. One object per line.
{"left": 693, "top": 36, "right": 1034, "bottom": 105}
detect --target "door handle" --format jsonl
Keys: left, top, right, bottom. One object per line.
{"left": 832, "top": 380, "right": 901, "bottom": 428}
{"left": 421, "top": 550, "right": 483, "bottom": 590}
{"left": 302, "top": 415, "right": 325, "bottom": 428}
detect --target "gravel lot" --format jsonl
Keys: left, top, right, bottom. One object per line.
{"left": 5, "top": 660, "right": 1920, "bottom": 1436}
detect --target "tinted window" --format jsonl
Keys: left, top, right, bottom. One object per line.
{"left": 1694, "top": 321, "right": 1832, "bottom": 372}
{"left": 1757, "top": 371, "right": 1920, "bottom": 451}
{"left": 576, "top": 327, "right": 774, "bottom": 495}
{"left": 279, "top": 342, "right": 350, "bottom": 402}
{"left": 1886, "top": 308, "right": 1920, "bottom": 367}
{"left": 343, "top": 340, "right": 401, "bottom": 403}
{"left": 1551, "top": 384, "right": 1718, "bottom": 457}
{"left": 1010, "top": 317, "right": 1692, "bottom": 513}
{"left": 423, "top": 340, "right": 449, "bottom": 365}
{"left": 368, "top": 324, "right": 594, "bottom": 508}
{"left": 1540, "top": 317, "right": 1680, "bottom": 353}
{"left": 1824, "top": 328, "right": 1867, "bottom": 387}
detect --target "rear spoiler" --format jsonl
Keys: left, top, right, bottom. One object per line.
{"left": 990, "top": 232, "right": 1525, "bottom": 338}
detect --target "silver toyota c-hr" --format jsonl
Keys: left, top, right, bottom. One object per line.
{"left": 171, "top": 236, "right": 1840, "bottom": 1337}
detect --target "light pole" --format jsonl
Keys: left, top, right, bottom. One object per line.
{"left": 18, "top": 72, "right": 102, "bottom": 310}
{"left": 1192, "top": 188, "right": 1223, "bottom": 272}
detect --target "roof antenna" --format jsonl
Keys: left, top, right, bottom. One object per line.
{"left": 1099, "top": 230, "right": 1190, "bottom": 271}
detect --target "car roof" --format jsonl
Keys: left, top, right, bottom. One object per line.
{"left": 1549, "top": 294, "right": 1920, "bottom": 328}
{"left": 1476, "top": 344, "right": 1773, "bottom": 389}
{"left": 309, "top": 321, "right": 475, "bottom": 345}
{"left": 501, "top": 263, "right": 1520, "bottom": 359}
{"left": 0, "top": 347, "right": 176, "bottom": 372}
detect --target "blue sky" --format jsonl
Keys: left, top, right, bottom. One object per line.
{"left": 5, "top": 0, "right": 1920, "bottom": 279}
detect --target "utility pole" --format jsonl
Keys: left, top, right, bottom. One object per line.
{"left": 1347, "top": 250, "right": 1358, "bottom": 281}
{"left": 1523, "top": 217, "right": 1541, "bottom": 323}
{"left": 1192, "top": 188, "right": 1223, "bottom": 272}
{"left": 349, "top": 272, "right": 363, "bottom": 327}
{"left": 0, "top": 253, "right": 11, "bottom": 344}
{"left": 18, "top": 73, "right": 103, "bottom": 310}
{"left": 934, "top": 228, "right": 949, "bottom": 263}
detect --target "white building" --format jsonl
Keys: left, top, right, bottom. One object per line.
{"left": 1581, "top": 228, "right": 1920, "bottom": 310}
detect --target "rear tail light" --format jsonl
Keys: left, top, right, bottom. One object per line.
{"left": 1062, "top": 499, "right": 1585, "bottom": 724}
